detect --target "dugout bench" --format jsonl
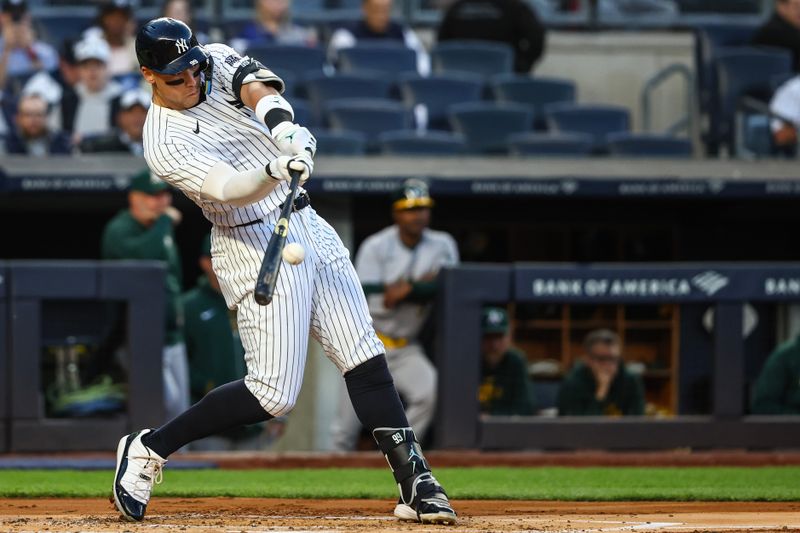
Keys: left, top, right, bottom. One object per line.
{"left": 4, "top": 261, "right": 166, "bottom": 452}
{"left": 434, "top": 263, "right": 800, "bottom": 450}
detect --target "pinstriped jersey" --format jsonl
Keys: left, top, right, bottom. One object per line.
{"left": 143, "top": 43, "right": 299, "bottom": 227}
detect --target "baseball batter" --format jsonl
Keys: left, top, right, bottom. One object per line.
{"left": 111, "top": 18, "right": 456, "bottom": 526}
{"left": 331, "top": 179, "right": 459, "bottom": 450}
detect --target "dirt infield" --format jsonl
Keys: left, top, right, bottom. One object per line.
{"left": 2, "top": 499, "right": 799, "bottom": 532}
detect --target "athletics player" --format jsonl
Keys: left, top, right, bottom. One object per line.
{"left": 331, "top": 179, "right": 458, "bottom": 450}
{"left": 111, "top": 17, "right": 456, "bottom": 525}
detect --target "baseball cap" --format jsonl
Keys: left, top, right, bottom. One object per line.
{"left": 482, "top": 307, "right": 509, "bottom": 334}
{"left": 119, "top": 88, "right": 151, "bottom": 111}
{"left": 391, "top": 178, "right": 434, "bottom": 210}
{"left": 129, "top": 169, "right": 169, "bottom": 194}
{"left": 74, "top": 37, "right": 111, "bottom": 63}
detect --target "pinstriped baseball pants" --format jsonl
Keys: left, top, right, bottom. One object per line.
{"left": 210, "top": 207, "right": 386, "bottom": 417}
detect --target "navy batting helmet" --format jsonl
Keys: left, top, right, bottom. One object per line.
{"left": 136, "top": 18, "right": 212, "bottom": 89}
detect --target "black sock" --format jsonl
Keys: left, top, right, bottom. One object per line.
{"left": 141, "top": 378, "right": 271, "bottom": 458}
{"left": 345, "top": 354, "right": 409, "bottom": 431}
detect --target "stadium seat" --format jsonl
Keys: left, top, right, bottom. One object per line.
{"left": 378, "top": 130, "right": 466, "bottom": 155}
{"left": 714, "top": 48, "right": 792, "bottom": 155}
{"left": 507, "top": 132, "right": 594, "bottom": 157}
{"left": 312, "top": 129, "right": 367, "bottom": 155}
{"left": 606, "top": 133, "right": 693, "bottom": 158}
{"left": 337, "top": 44, "right": 418, "bottom": 76}
{"left": 693, "top": 22, "right": 760, "bottom": 153}
{"left": 398, "top": 73, "right": 484, "bottom": 131}
{"left": 740, "top": 114, "right": 774, "bottom": 157}
{"left": 326, "top": 98, "right": 411, "bottom": 152}
{"left": 245, "top": 45, "right": 327, "bottom": 80}
{"left": 544, "top": 103, "right": 631, "bottom": 154}
{"left": 267, "top": 68, "right": 297, "bottom": 97}
{"left": 694, "top": 23, "right": 760, "bottom": 110}
{"left": 304, "top": 73, "right": 394, "bottom": 125}
{"left": 491, "top": 74, "right": 577, "bottom": 130}
{"left": 449, "top": 102, "right": 532, "bottom": 154}
{"left": 291, "top": 98, "right": 314, "bottom": 128}
{"left": 35, "top": 13, "right": 93, "bottom": 47}
{"left": 431, "top": 40, "right": 514, "bottom": 79}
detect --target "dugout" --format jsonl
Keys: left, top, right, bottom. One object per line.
{"left": 3, "top": 156, "right": 800, "bottom": 449}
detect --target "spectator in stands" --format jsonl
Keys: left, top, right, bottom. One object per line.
{"left": 65, "top": 36, "right": 123, "bottom": 141}
{"left": 101, "top": 169, "right": 189, "bottom": 423}
{"left": 184, "top": 234, "right": 277, "bottom": 450}
{"left": 78, "top": 87, "right": 148, "bottom": 155}
{"left": 768, "top": 74, "right": 800, "bottom": 150}
{"left": 5, "top": 92, "right": 70, "bottom": 154}
{"left": 557, "top": 329, "right": 645, "bottom": 416}
{"left": 437, "top": 0, "right": 546, "bottom": 73}
{"left": 0, "top": 0, "right": 58, "bottom": 91}
{"left": 328, "top": 0, "right": 430, "bottom": 75}
{"left": 330, "top": 179, "right": 457, "bottom": 450}
{"left": 233, "top": 0, "right": 317, "bottom": 48}
{"left": 83, "top": 0, "right": 138, "bottom": 76}
{"left": 753, "top": 0, "right": 800, "bottom": 73}
{"left": 751, "top": 336, "right": 800, "bottom": 414}
{"left": 478, "top": 307, "right": 534, "bottom": 416}
{"left": 161, "top": 0, "right": 209, "bottom": 44}
{"left": 22, "top": 38, "right": 80, "bottom": 131}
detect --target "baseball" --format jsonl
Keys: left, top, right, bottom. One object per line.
{"left": 282, "top": 242, "right": 305, "bottom": 265}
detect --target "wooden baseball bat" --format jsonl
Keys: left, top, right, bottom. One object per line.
{"left": 254, "top": 169, "right": 302, "bottom": 306}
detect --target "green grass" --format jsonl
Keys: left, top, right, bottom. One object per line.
{"left": 1, "top": 467, "right": 799, "bottom": 500}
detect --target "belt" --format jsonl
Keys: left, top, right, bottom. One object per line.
{"left": 376, "top": 331, "right": 409, "bottom": 350}
{"left": 233, "top": 192, "right": 311, "bottom": 228}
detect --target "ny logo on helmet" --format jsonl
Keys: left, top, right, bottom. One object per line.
{"left": 175, "top": 38, "right": 189, "bottom": 53}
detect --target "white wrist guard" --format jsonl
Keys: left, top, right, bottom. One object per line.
{"left": 255, "top": 94, "right": 294, "bottom": 130}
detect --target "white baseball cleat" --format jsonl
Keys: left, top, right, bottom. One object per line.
{"left": 393, "top": 473, "right": 457, "bottom": 525}
{"left": 111, "top": 429, "right": 167, "bottom": 521}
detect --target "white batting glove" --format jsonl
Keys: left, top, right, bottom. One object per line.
{"left": 266, "top": 153, "right": 314, "bottom": 185}
{"left": 272, "top": 121, "right": 317, "bottom": 158}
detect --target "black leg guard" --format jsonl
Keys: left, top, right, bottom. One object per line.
{"left": 373, "top": 427, "right": 457, "bottom": 524}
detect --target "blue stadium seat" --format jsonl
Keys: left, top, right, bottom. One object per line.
{"left": 304, "top": 73, "right": 394, "bottom": 125}
{"left": 35, "top": 13, "right": 93, "bottom": 47}
{"left": 431, "top": 40, "right": 514, "bottom": 79}
{"left": 449, "top": 102, "right": 532, "bottom": 154}
{"left": 326, "top": 98, "right": 411, "bottom": 152}
{"left": 507, "top": 132, "right": 594, "bottom": 157}
{"left": 398, "top": 73, "right": 483, "bottom": 131}
{"left": 491, "top": 74, "right": 577, "bottom": 130}
{"left": 693, "top": 22, "right": 760, "bottom": 153}
{"left": 267, "top": 68, "right": 297, "bottom": 97}
{"left": 245, "top": 45, "right": 327, "bottom": 80}
{"left": 291, "top": 98, "right": 314, "bottom": 128}
{"left": 606, "top": 133, "right": 693, "bottom": 158}
{"left": 694, "top": 23, "right": 759, "bottom": 110}
{"left": 714, "top": 48, "right": 792, "bottom": 155}
{"left": 312, "top": 129, "right": 367, "bottom": 155}
{"left": 544, "top": 103, "right": 630, "bottom": 154}
{"left": 337, "top": 44, "right": 418, "bottom": 76}
{"left": 378, "top": 130, "right": 466, "bottom": 155}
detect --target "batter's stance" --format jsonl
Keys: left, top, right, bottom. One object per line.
{"left": 111, "top": 18, "right": 456, "bottom": 525}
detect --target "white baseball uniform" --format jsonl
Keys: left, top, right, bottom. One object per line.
{"left": 143, "top": 43, "right": 385, "bottom": 416}
{"left": 331, "top": 224, "right": 459, "bottom": 450}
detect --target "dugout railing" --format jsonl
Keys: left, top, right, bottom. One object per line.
{"left": 434, "top": 263, "right": 800, "bottom": 450}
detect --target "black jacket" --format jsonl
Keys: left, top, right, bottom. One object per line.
{"left": 437, "top": 0, "right": 546, "bottom": 73}
{"left": 753, "top": 12, "right": 800, "bottom": 72}
{"left": 5, "top": 130, "right": 72, "bottom": 155}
